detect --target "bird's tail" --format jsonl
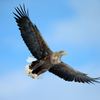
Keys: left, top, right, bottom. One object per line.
{"left": 25, "top": 57, "right": 44, "bottom": 79}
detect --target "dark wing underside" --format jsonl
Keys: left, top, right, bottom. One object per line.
{"left": 49, "top": 62, "right": 100, "bottom": 84}
{"left": 13, "top": 4, "right": 52, "bottom": 59}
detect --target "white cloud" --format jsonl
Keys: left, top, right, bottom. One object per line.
{"left": 46, "top": 0, "right": 100, "bottom": 47}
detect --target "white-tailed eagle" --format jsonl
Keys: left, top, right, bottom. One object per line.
{"left": 13, "top": 4, "right": 100, "bottom": 84}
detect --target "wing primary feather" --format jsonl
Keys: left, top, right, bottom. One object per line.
{"left": 15, "top": 7, "right": 23, "bottom": 17}
{"left": 14, "top": 17, "right": 18, "bottom": 20}
{"left": 88, "top": 80, "right": 94, "bottom": 84}
{"left": 76, "top": 76, "right": 81, "bottom": 82}
{"left": 85, "top": 77, "right": 97, "bottom": 84}
{"left": 13, "top": 12, "right": 20, "bottom": 19}
{"left": 91, "top": 78, "right": 100, "bottom": 83}
{"left": 69, "top": 74, "right": 75, "bottom": 81}
{"left": 74, "top": 76, "right": 78, "bottom": 82}
{"left": 17, "top": 7, "right": 24, "bottom": 16}
{"left": 94, "top": 77, "right": 100, "bottom": 79}
{"left": 78, "top": 77, "right": 81, "bottom": 83}
{"left": 27, "top": 9, "right": 29, "bottom": 17}
{"left": 82, "top": 76, "right": 90, "bottom": 84}
{"left": 23, "top": 4, "right": 27, "bottom": 15}
{"left": 80, "top": 77, "right": 85, "bottom": 83}
{"left": 19, "top": 4, "right": 25, "bottom": 14}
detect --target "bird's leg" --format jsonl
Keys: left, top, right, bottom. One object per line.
{"left": 29, "top": 60, "right": 44, "bottom": 74}
{"left": 32, "top": 69, "right": 47, "bottom": 79}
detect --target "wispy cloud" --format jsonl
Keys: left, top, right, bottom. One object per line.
{"left": 46, "top": 0, "right": 100, "bottom": 47}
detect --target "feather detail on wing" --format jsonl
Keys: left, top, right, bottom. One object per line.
{"left": 49, "top": 62, "right": 100, "bottom": 84}
{"left": 13, "top": 4, "right": 52, "bottom": 60}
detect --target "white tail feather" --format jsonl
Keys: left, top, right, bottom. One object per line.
{"left": 26, "top": 57, "right": 37, "bottom": 63}
{"left": 25, "top": 57, "right": 44, "bottom": 79}
{"left": 25, "top": 64, "right": 31, "bottom": 75}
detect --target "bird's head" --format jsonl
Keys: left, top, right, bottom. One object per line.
{"left": 59, "top": 51, "right": 67, "bottom": 57}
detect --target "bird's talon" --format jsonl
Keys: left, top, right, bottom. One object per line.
{"left": 29, "top": 69, "right": 33, "bottom": 74}
{"left": 33, "top": 75, "right": 38, "bottom": 79}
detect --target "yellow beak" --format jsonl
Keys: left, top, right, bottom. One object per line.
{"left": 64, "top": 52, "right": 67, "bottom": 55}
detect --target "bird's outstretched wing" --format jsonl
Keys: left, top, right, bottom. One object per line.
{"left": 13, "top": 4, "right": 52, "bottom": 60}
{"left": 49, "top": 62, "right": 100, "bottom": 84}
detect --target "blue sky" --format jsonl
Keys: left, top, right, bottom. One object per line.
{"left": 0, "top": 0, "right": 100, "bottom": 100}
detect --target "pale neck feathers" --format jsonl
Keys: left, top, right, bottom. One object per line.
{"left": 50, "top": 52, "right": 62, "bottom": 64}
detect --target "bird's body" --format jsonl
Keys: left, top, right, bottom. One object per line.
{"left": 30, "top": 54, "right": 52, "bottom": 75}
{"left": 29, "top": 51, "right": 66, "bottom": 76}
{"left": 13, "top": 4, "right": 100, "bottom": 84}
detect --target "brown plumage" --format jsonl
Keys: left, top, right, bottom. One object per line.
{"left": 13, "top": 4, "right": 100, "bottom": 84}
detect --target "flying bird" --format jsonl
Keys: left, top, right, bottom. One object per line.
{"left": 13, "top": 4, "right": 100, "bottom": 84}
